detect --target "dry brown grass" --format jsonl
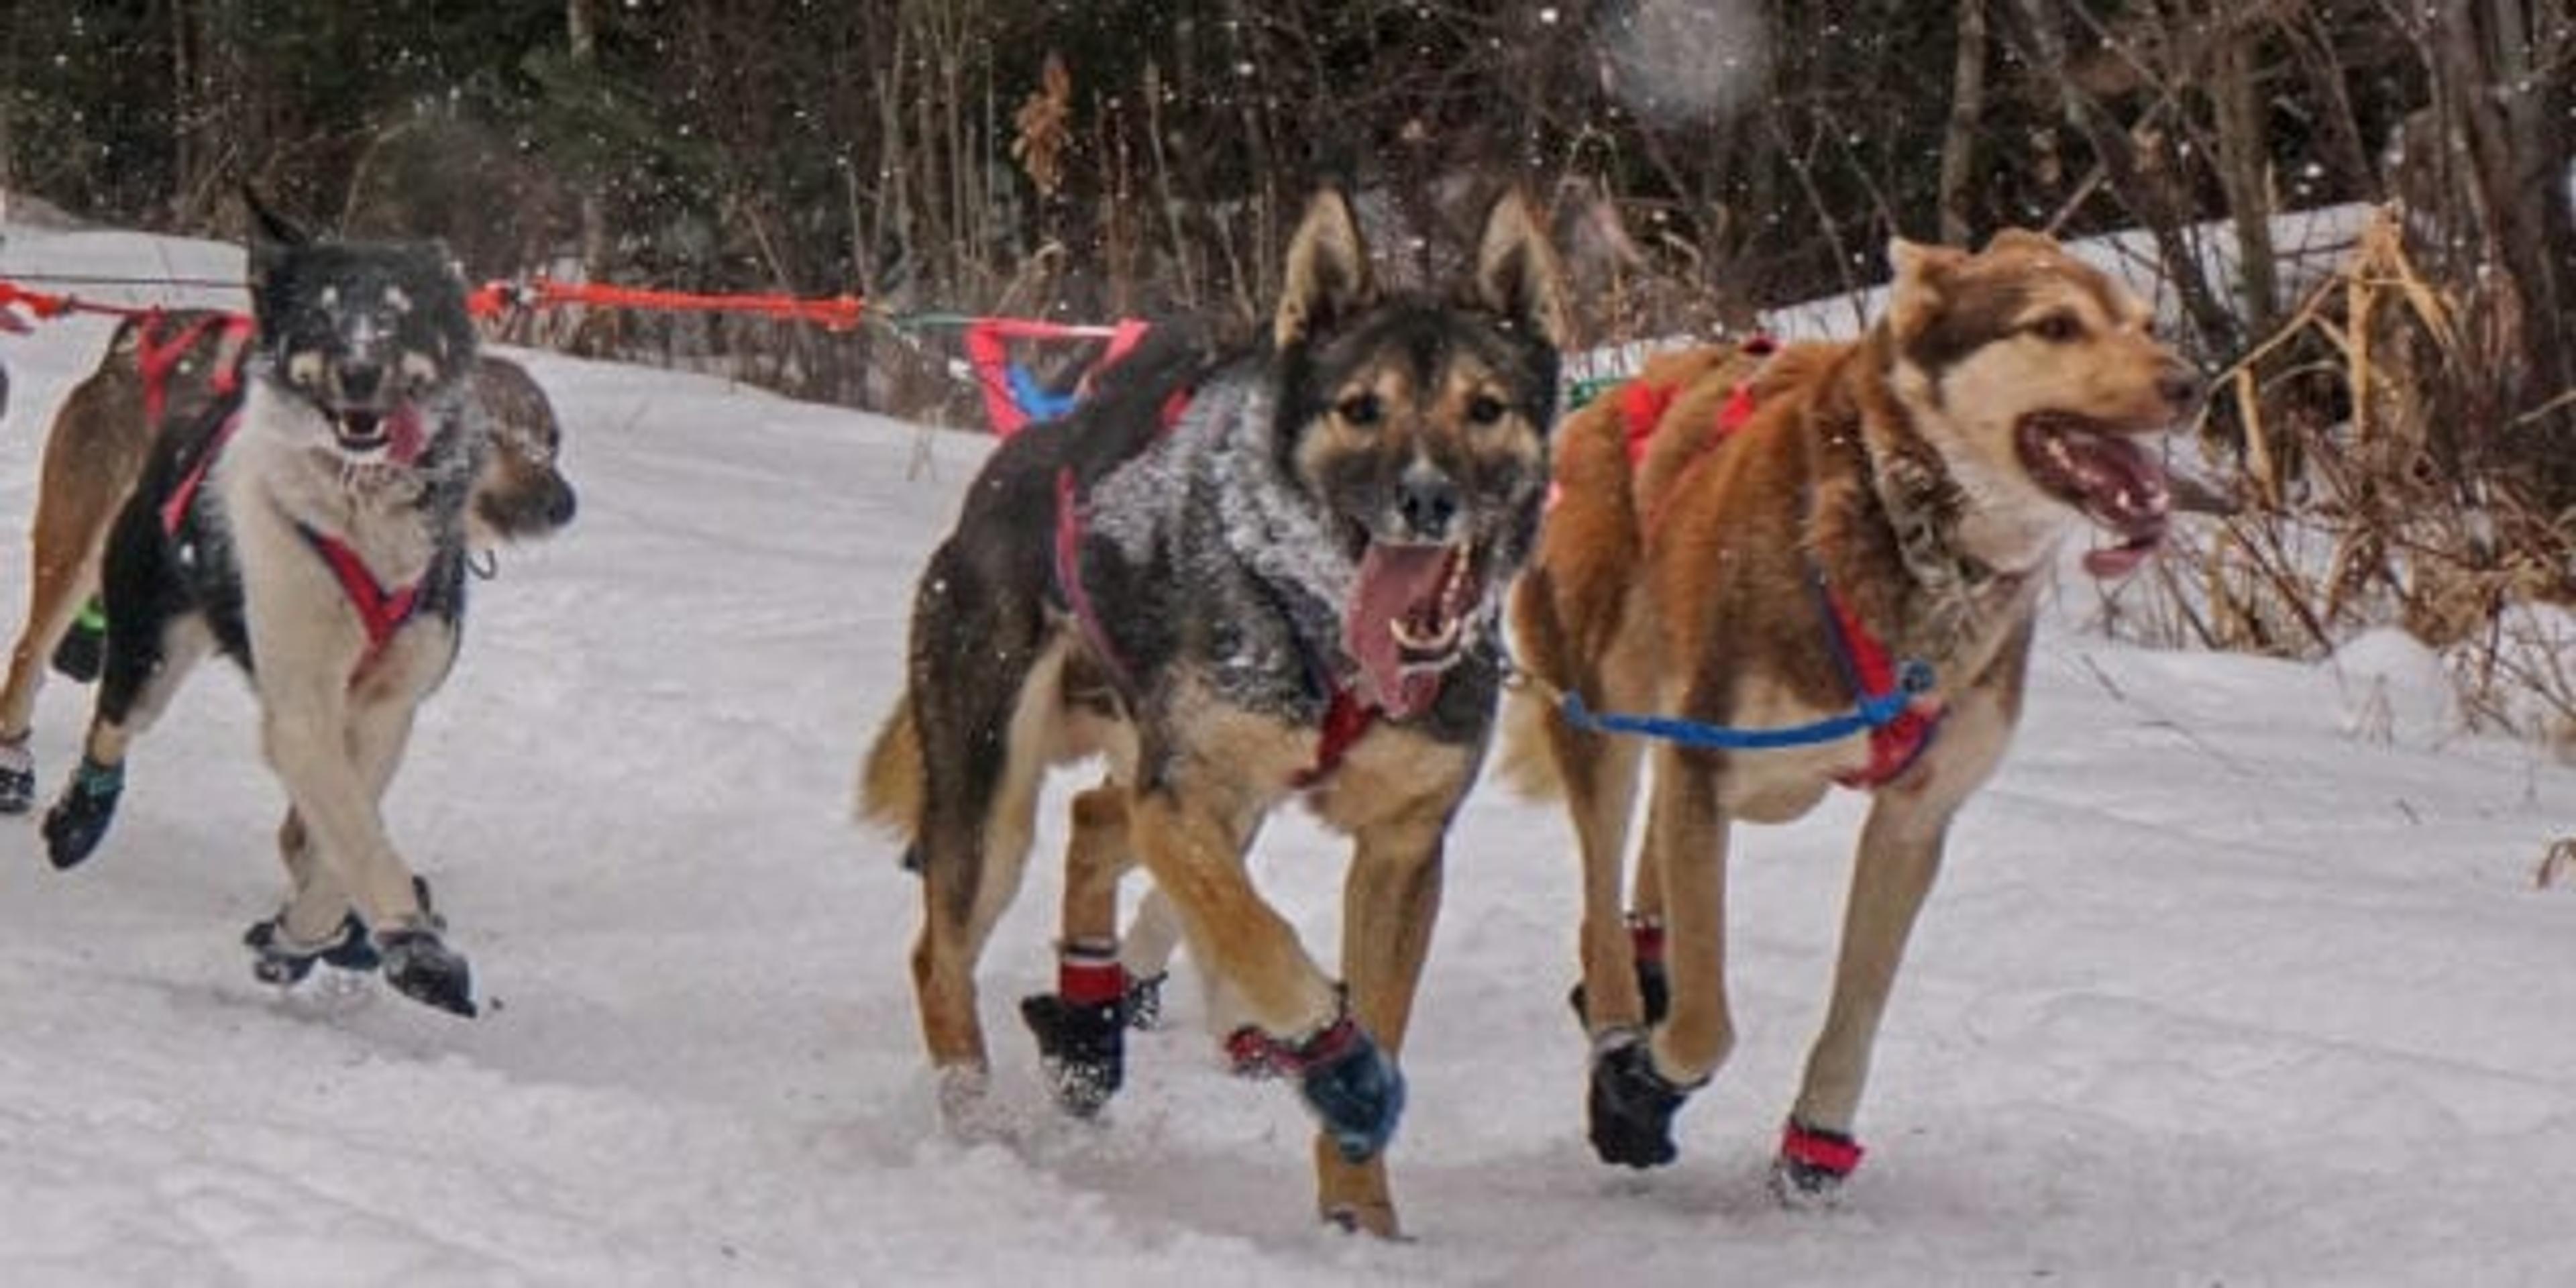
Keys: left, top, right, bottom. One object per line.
{"left": 2100, "top": 206, "right": 2576, "bottom": 751}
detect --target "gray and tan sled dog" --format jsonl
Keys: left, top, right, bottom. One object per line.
{"left": 1504, "top": 229, "right": 2199, "bottom": 1197}
{"left": 32, "top": 203, "right": 537, "bottom": 1017}
{"left": 859, "top": 188, "right": 1570, "bottom": 1236}
{"left": 0, "top": 306, "right": 575, "bottom": 815}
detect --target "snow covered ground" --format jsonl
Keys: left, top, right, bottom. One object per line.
{"left": 3, "top": 224, "right": 2573, "bottom": 1285}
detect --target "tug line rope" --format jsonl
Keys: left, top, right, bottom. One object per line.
{"left": 2, "top": 270, "right": 1153, "bottom": 435}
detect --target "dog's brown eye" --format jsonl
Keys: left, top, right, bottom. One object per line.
{"left": 1338, "top": 393, "right": 1383, "bottom": 427}
{"left": 2031, "top": 312, "right": 2084, "bottom": 343}
{"left": 1466, "top": 394, "right": 1507, "bottom": 426}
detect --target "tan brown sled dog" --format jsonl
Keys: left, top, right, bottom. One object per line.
{"left": 860, "top": 187, "right": 1570, "bottom": 1236}
{"left": 0, "top": 307, "right": 576, "bottom": 814}
{"left": 1503, "top": 229, "right": 2198, "bottom": 1197}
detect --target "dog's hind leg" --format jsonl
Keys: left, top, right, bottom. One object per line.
{"left": 1587, "top": 744, "right": 1733, "bottom": 1170}
{"left": 1554, "top": 707, "right": 1653, "bottom": 1037}
{"left": 41, "top": 614, "right": 214, "bottom": 868}
{"left": 1115, "top": 885, "right": 1183, "bottom": 1028}
{"left": 1018, "top": 780, "right": 1133, "bottom": 1116}
{"left": 909, "top": 635, "right": 1067, "bottom": 1118}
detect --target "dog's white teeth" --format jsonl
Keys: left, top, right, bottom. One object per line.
{"left": 1389, "top": 616, "right": 1464, "bottom": 654}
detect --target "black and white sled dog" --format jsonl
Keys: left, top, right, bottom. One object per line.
{"left": 40, "top": 204, "right": 489, "bottom": 1016}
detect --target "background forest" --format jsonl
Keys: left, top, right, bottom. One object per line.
{"left": 5, "top": 0, "right": 2574, "bottom": 728}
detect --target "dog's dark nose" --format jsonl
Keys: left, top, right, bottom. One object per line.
{"left": 2158, "top": 361, "right": 2204, "bottom": 413}
{"left": 547, "top": 481, "right": 578, "bottom": 528}
{"left": 337, "top": 362, "right": 386, "bottom": 404}
{"left": 1396, "top": 465, "right": 1460, "bottom": 542}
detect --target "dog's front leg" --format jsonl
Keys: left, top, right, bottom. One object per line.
{"left": 259, "top": 680, "right": 472, "bottom": 1017}
{"left": 1310, "top": 797, "right": 1450, "bottom": 1238}
{"left": 268, "top": 694, "right": 419, "bottom": 944}
{"left": 1130, "top": 783, "right": 1330, "bottom": 1036}
{"left": 1131, "top": 777, "right": 1406, "bottom": 1167}
{"left": 262, "top": 694, "right": 423, "bottom": 927}
{"left": 1780, "top": 665, "right": 2020, "bottom": 1201}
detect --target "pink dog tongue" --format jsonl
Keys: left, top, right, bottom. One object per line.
{"left": 1344, "top": 543, "right": 1458, "bottom": 718}
{"left": 2063, "top": 433, "right": 2171, "bottom": 579}
{"left": 386, "top": 406, "right": 427, "bottom": 466}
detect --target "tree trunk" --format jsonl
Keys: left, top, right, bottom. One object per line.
{"left": 2207, "top": 11, "right": 2279, "bottom": 336}
{"left": 1937, "top": 0, "right": 1988, "bottom": 245}
{"left": 2004, "top": 0, "right": 2243, "bottom": 360}
{"left": 2443, "top": 0, "right": 2575, "bottom": 419}
{"left": 568, "top": 0, "right": 608, "bottom": 282}
{"left": 170, "top": 0, "right": 193, "bottom": 221}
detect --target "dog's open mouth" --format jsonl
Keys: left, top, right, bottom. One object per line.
{"left": 2017, "top": 412, "right": 2172, "bottom": 578}
{"left": 1344, "top": 539, "right": 1480, "bottom": 718}
{"left": 329, "top": 406, "right": 428, "bottom": 464}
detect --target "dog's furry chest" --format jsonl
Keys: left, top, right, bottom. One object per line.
{"left": 1077, "top": 376, "right": 1499, "bottom": 743}
{"left": 175, "top": 389, "right": 474, "bottom": 665}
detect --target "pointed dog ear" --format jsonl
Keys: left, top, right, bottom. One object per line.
{"left": 240, "top": 185, "right": 309, "bottom": 294}
{"left": 1469, "top": 189, "right": 1574, "bottom": 350}
{"left": 1885, "top": 236, "right": 1965, "bottom": 339}
{"left": 1275, "top": 188, "right": 1377, "bottom": 350}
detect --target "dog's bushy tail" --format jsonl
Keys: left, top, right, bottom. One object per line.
{"left": 856, "top": 692, "right": 924, "bottom": 843}
{"left": 1493, "top": 682, "right": 1566, "bottom": 801}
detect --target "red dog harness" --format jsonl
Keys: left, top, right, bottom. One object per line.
{"left": 160, "top": 401, "right": 429, "bottom": 683}
{"left": 1611, "top": 339, "right": 1941, "bottom": 789}
{"left": 135, "top": 311, "right": 256, "bottom": 429}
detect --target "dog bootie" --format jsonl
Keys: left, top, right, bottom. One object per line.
{"left": 1587, "top": 1032, "right": 1699, "bottom": 1169}
{"left": 1234, "top": 1008, "right": 1405, "bottom": 1163}
{"left": 50, "top": 602, "right": 105, "bottom": 682}
{"left": 0, "top": 739, "right": 33, "bottom": 815}
{"left": 244, "top": 910, "right": 381, "bottom": 985}
{"left": 1770, "top": 1118, "right": 1866, "bottom": 1203}
{"left": 1017, "top": 942, "right": 1127, "bottom": 1118}
{"left": 380, "top": 927, "right": 477, "bottom": 1018}
{"left": 41, "top": 755, "right": 125, "bottom": 869}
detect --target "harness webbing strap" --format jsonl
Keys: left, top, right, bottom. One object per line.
{"left": 1052, "top": 464, "right": 1140, "bottom": 698}
{"left": 1292, "top": 686, "right": 1378, "bottom": 789}
{"left": 136, "top": 312, "right": 254, "bottom": 429}
{"left": 160, "top": 409, "right": 244, "bottom": 536}
{"left": 292, "top": 523, "right": 424, "bottom": 675}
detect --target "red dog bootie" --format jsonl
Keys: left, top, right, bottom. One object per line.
{"left": 1018, "top": 939, "right": 1128, "bottom": 1117}
{"left": 1772, "top": 1118, "right": 1866, "bottom": 1202}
